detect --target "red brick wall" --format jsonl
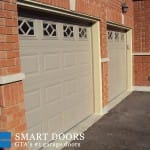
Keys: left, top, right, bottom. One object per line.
{"left": 133, "top": 0, "right": 150, "bottom": 86}
{"left": 36, "top": 0, "right": 70, "bottom": 9}
{"left": 0, "top": 0, "right": 27, "bottom": 149}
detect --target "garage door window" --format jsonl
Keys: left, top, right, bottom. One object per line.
{"left": 43, "top": 22, "right": 57, "bottom": 37}
{"left": 115, "top": 32, "right": 119, "bottom": 41}
{"left": 79, "top": 27, "right": 87, "bottom": 39}
{"left": 18, "top": 18, "right": 34, "bottom": 36}
{"left": 108, "top": 31, "right": 113, "bottom": 40}
{"left": 63, "top": 25, "right": 74, "bottom": 38}
{"left": 121, "top": 33, "right": 125, "bottom": 41}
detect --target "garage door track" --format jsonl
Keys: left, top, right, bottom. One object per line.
{"left": 63, "top": 92, "right": 150, "bottom": 150}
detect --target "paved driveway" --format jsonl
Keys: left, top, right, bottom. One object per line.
{"left": 63, "top": 92, "right": 150, "bottom": 150}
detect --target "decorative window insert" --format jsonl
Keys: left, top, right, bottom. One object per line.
{"left": 79, "top": 27, "right": 87, "bottom": 39}
{"left": 121, "top": 33, "right": 125, "bottom": 41}
{"left": 43, "top": 22, "right": 57, "bottom": 37}
{"left": 114, "top": 32, "right": 119, "bottom": 41}
{"left": 107, "top": 31, "right": 114, "bottom": 40}
{"left": 18, "top": 18, "right": 34, "bottom": 36}
{"left": 63, "top": 25, "right": 74, "bottom": 38}
{"left": 108, "top": 31, "right": 113, "bottom": 40}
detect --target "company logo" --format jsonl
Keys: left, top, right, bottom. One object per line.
{"left": 14, "top": 132, "right": 84, "bottom": 148}
{"left": 0, "top": 132, "right": 11, "bottom": 148}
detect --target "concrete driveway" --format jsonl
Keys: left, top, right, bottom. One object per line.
{"left": 63, "top": 92, "right": 150, "bottom": 150}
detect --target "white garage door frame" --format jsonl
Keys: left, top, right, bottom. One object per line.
{"left": 103, "top": 22, "right": 133, "bottom": 114}
{"left": 17, "top": 0, "right": 103, "bottom": 119}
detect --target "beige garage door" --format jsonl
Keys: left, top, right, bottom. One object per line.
{"left": 107, "top": 28, "right": 127, "bottom": 101}
{"left": 19, "top": 17, "right": 94, "bottom": 135}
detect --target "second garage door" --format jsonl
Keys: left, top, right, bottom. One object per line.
{"left": 107, "top": 27, "right": 127, "bottom": 101}
{"left": 19, "top": 16, "right": 94, "bottom": 135}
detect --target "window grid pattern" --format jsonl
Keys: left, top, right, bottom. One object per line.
{"left": 79, "top": 27, "right": 87, "bottom": 39}
{"left": 108, "top": 31, "right": 113, "bottom": 40}
{"left": 121, "top": 33, "right": 125, "bottom": 41}
{"left": 115, "top": 32, "right": 119, "bottom": 41}
{"left": 18, "top": 18, "right": 34, "bottom": 35}
{"left": 43, "top": 22, "right": 57, "bottom": 37}
{"left": 63, "top": 25, "right": 74, "bottom": 38}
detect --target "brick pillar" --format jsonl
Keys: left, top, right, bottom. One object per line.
{"left": 133, "top": 1, "right": 150, "bottom": 86}
{"left": 0, "top": 0, "right": 27, "bottom": 150}
{"left": 101, "top": 1, "right": 109, "bottom": 107}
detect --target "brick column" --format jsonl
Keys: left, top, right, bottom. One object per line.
{"left": 0, "top": 0, "right": 27, "bottom": 150}
{"left": 133, "top": 1, "right": 150, "bottom": 86}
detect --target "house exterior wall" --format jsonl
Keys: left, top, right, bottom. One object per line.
{"left": 133, "top": 0, "right": 150, "bottom": 86}
{"left": 0, "top": 1, "right": 27, "bottom": 149}
{"left": 0, "top": 0, "right": 134, "bottom": 149}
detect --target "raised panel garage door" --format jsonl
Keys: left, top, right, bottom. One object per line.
{"left": 19, "top": 17, "right": 94, "bottom": 136}
{"left": 107, "top": 28, "right": 127, "bottom": 101}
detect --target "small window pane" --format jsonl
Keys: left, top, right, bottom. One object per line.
{"left": 19, "top": 29, "right": 23, "bottom": 34}
{"left": 28, "top": 29, "right": 34, "bottom": 35}
{"left": 79, "top": 27, "right": 87, "bottom": 39}
{"left": 28, "top": 21, "right": 33, "bottom": 27}
{"left": 44, "top": 30, "right": 48, "bottom": 36}
{"left": 43, "top": 22, "right": 57, "bottom": 37}
{"left": 64, "top": 32, "right": 67, "bottom": 37}
{"left": 115, "top": 32, "right": 119, "bottom": 41}
{"left": 63, "top": 25, "right": 74, "bottom": 38}
{"left": 18, "top": 18, "right": 34, "bottom": 36}
{"left": 108, "top": 31, "right": 113, "bottom": 40}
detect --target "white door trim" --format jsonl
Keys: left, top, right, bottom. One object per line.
{"left": 91, "top": 22, "right": 102, "bottom": 114}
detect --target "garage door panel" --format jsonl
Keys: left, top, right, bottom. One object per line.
{"left": 19, "top": 16, "right": 94, "bottom": 141}
{"left": 79, "top": 100, "right": 93, "bottom": 117}
{"left": 26, "top": 108, "right": 43, "bottom": 129}
{"left": 25, "top": 89, "right": 41, "bottom": 111}
{"left": 45, "top": 84, "right": 61, "bottom": 103}
{"left": 79, "top": 65, "right": 91, "bottom": 76}
{"left": 21, "top": 54, "right": 40, "bottom": 75}
{"left": 47, "top": 114, "right": 64, "bottom": 135}
{"left": 62, "top": 69, "right": 77, "bottom": 80}
{"left": 78, "top": 52, "right": 90, "bottom": 65}
{"left": 44, "top": 100, "right": 65, "bottom": 118}
{"left": 24, "top": 71, "right": 62, "bottom": 87}
{"left": 62, "top": 78, "right": 77, "bottom": 96}
{"left": 63, "top": 93, "right": 80, "bottom": 111}
{"left": 63, "top": 53, "right": 76, "bottom": 68}
{"left": 43, "top": 52, "right": 60, "bottom": 71}
{"left": 28, "top": 124, "right": 43, "bottom": 135}
{"left": 108, "top": 30, "right": 127, "bottom": 101}
{"left": 63, "top": 105, "right": 83, "bottom": 131}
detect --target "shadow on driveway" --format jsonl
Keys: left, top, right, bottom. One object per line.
{"left": 63, "top": 92, "right": 150, "bottom": 150}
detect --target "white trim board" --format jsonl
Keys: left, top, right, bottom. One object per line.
{"left": 133, "top": 52, "right": 150, "bottom": 56}
{"left": 134, "top": 86, "right": 150, "bottom": 92}
{"left": 102, "top": 90, "right": 133, "bottom": 115}
{"left": 0, "top": 73, "right": 25, "bottom": 85}
{"left": 101, "top": 58, "right": 110, "bottom": 63}
{"left": 69, "top": 0, "right": 76, "bottom": 11}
